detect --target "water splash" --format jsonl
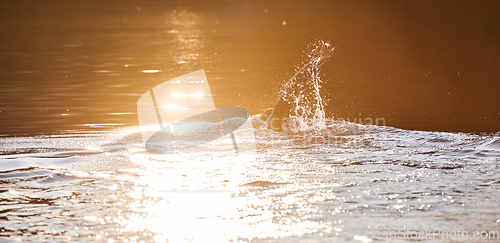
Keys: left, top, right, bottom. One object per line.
{"left": 282, "top": 41, "right": 335, "bottom": 132}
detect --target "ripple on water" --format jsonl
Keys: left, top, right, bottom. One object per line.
{"left": 0, "top": 122, "right": 498, "bottom": 241}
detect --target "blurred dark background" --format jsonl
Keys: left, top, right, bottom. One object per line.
{"left": 0, "top": 0, "right": 499, "bottom": 135}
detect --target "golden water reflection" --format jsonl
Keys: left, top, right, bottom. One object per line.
{"left": 118, "top": 150, "right": 334, "bottom": 242}
{"left": 166, "top": 9, "right": 204, "bottom": 69}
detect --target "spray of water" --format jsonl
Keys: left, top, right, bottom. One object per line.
{"left": 281, "top": 41, "right": 335, "bottom": 132}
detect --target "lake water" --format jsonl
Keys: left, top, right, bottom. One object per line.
{"left": 1, "top": 122, "right": 499, "bottom": 242}
{"left": 0, "top": 1, "right": 499, "bottom": 242}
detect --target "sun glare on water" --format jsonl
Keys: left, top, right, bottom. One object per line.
{"left": 120, "top": 153, "right": 253, "bottom": 242}
{"left": 171, "top": 93, "right": 203, "bottom": 98}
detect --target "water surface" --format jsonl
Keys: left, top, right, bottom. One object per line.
{"left": 0, "top": 123, "right": 499, "bottom": 242}
{"left": 0, "top": 1, "right": 499, "bottom": 242}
